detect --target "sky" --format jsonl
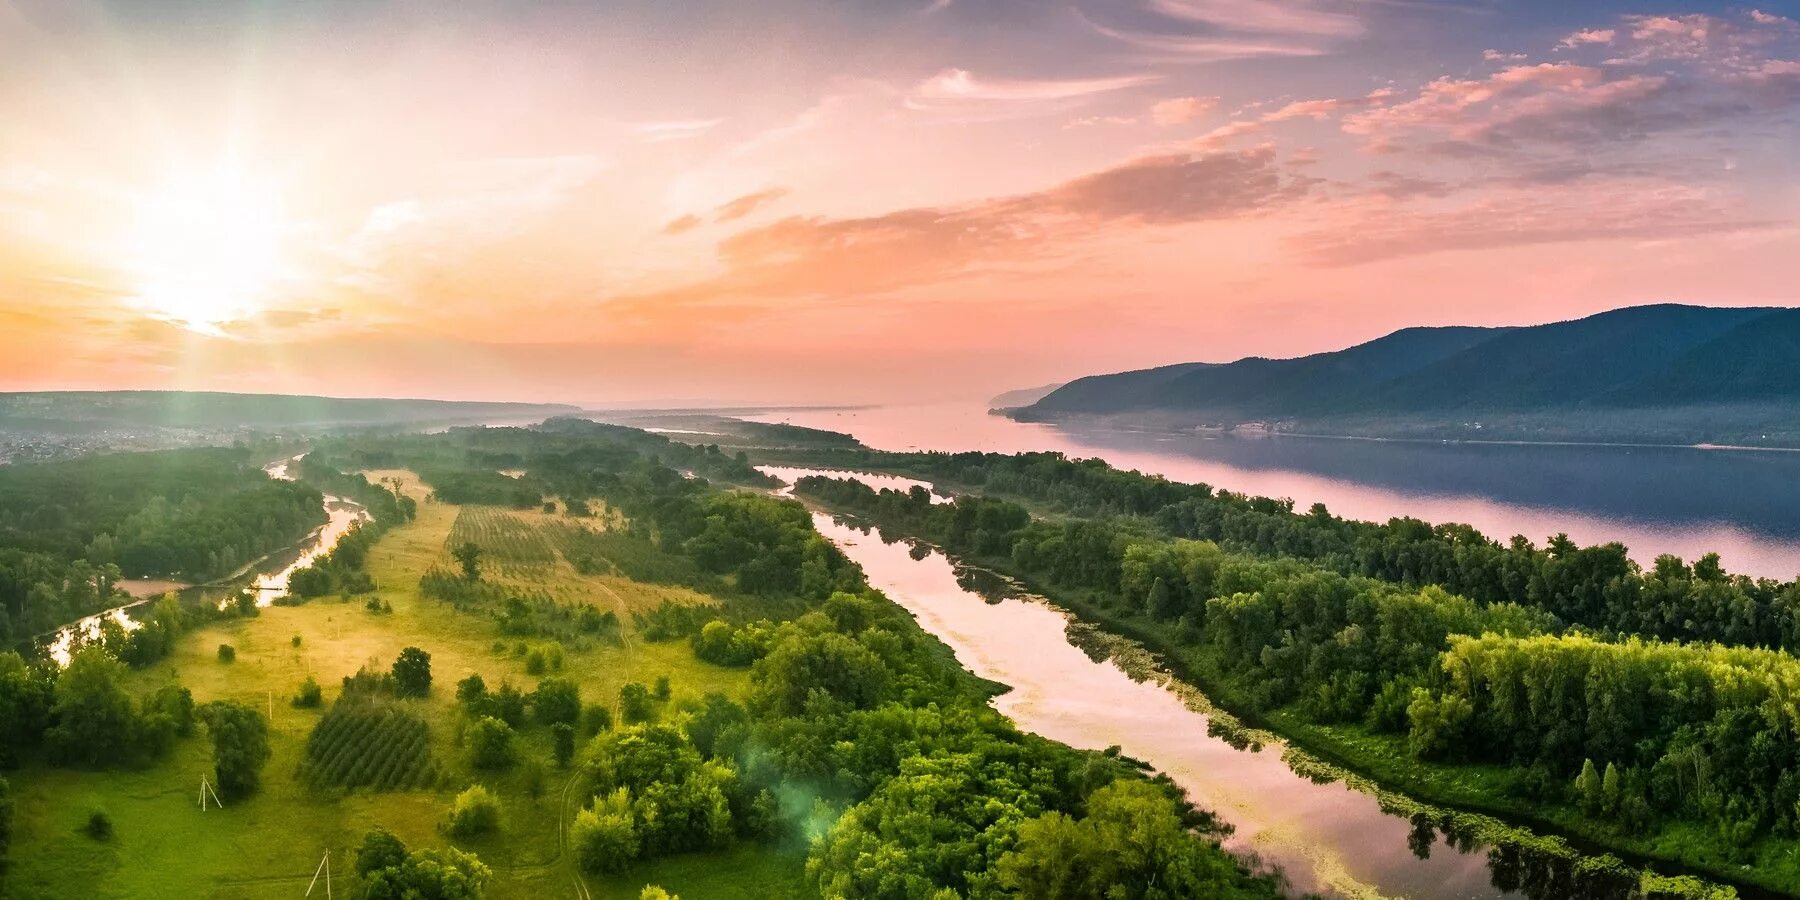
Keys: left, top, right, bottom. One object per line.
{"left": 1, "top": 0, "right": 1797, "bottom": 406}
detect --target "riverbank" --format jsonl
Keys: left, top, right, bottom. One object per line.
{"left": 776, "top": 463, "right": 1768, "bottom": 899}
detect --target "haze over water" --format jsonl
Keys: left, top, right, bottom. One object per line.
{"left": 746, "top": 402, "right": 1800, "bottom": 580}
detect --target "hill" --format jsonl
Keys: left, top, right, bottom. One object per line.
{"left": 0, "top": 390, "right": 579, "bottom": 431}
{"left": 987, "top": 382, "right": 1066, "bottom": 409}
{"left": 1014, "top": 304, "right": 1800, "bottom": 446}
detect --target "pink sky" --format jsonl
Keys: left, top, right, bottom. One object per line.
{"left": 1, "top": 1, "right": 1796, "bottom": 405}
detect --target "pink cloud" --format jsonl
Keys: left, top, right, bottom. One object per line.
{"left": 1151, "top": 95, "right": 1219, "bottom": 126}
{"left": 1557, "top": 29, "right": 1616, "bottom": 50}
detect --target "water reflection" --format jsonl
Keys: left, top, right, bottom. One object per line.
{"left": 745, "top": 403, "right": 1800, "bottom": 579}
{"left": 771, "top": 465, "right": 1753, "bottom": 899}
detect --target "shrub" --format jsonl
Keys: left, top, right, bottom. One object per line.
{"left": 619, "top": 683, "right": 654, "bottom": 724}
{"left": 581, "top": 705, "right": 613, "bottom": 737}
{"left": 571, "top": 789, "right": 637, "bottom": 873}
{"left": 553, "top": 723, "right": 575, "bottom": 768}
{"left": 652, "top": 675, "right": 671, "bottom": 702}
{"left": 467, "top": 716, "right": 515, "bottom": 770}
{"left": 217, "top": 644, "right": 236, "bottom": 663}
{"left": 84, "top": 810, "right": 113, "bottom": 840}
{"left": 293, "top": 675, "right": 324, "bottom": 708}
{"left": 291, "top": 634, "right": 303, "bottom": 648}
{"left": 445, "top": 784, "right": 502, "bottom": 838}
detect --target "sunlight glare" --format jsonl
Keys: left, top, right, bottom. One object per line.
{"left": 127, "top": 166, "right": 286, "bottom": 332}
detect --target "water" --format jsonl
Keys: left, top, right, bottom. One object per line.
{"left": 756, "top": 464, "right": 951, "bottom": 504}
{"left": 744, "top": 402, "right": 1800, "bottom": 580}
{"left": 42, "top": 456, "right": 366, "bottom": 663}
{"left": 792, "top": 494, "right": 1508, "bottom": 898}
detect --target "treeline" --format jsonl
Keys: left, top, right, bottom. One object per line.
{"left": 0, "top": 448, "right": 327, "bottom": 641}
{"left": 784, "top": 449, "right": 1800, "bottom": 652}
{"left": 793, "top": 474, "right": 1800, "bottom": 879}
{"left": 0, "top": 447, "right": 324, "bottom": 580}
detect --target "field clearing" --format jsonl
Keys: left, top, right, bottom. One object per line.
{"left": 5, "top": 471, "right": 771, "bottom": 899}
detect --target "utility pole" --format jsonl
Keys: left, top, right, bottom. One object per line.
{"left": 306, "top": 850, "right": 332, "bottom": 898}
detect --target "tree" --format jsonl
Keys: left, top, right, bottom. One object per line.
{"left": 363, "top": 846, "right": 491, "bottom": 900}
{"left": 355, "top": 828, "right": 409, "bottom": 878}
{"left": 45, "top": 649, "right": 139, "bottom": 767}
{"left": 446, "top": 784, "right": 502, "bottom": 838}
{"left": 456, "top": 674, "right": 487, "bottom": 706}
{"left": 467, "top": 716, "right": 515, "bottom": 770}
{"left": 393, "top": 647, "right": 432, "bottom": 698}
{"left": 453, "top": 542, "right": 483, "bottom": 581}
{"left": 1601, "top": 761, "right": 1622, "bottom": 817}
{"left": 652, "top": 675, "right": 671, "bottom": 702}
{"left": 1576, "top": 758, "right": 1603, "bottom": 815}
{"left": 532, "top": 677, "right": 581, "bottom": 726}
{"left": 571, "top": 789, "right": 638, "bottom": 874}
{"left": 200, "top": 701, "right": 271, "bottom": 798}
{"left": 553, "top": 723, "right": 576, "bottom": 768}
{"left": 619, "top": 682, "right": 655, "bottom": 724}
{"left": 217, "top": 643, "right": 236, "bottom": 663}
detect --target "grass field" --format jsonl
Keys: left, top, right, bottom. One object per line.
{"left": 5, "top": 470, "right": 796, "bottom": 899}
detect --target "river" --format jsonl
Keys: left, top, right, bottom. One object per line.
{"left": 752, "top": 405, "right": 1800, "bottom": 898}
{"left": 41, "top": 456, "right": 367, "bottom": 665}
{"left": 744, "top": 402, "right": 1800, "bottom": 580}
{"left": 774, "top": 474, "right": 1505, "bottom": 898}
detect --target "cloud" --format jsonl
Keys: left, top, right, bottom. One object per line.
{"left": 663, "top": 214, "right": 702, "bottom": 236}
{"left": 1145, "top": 0, "right": 1364, "bottom": 38}
{"left": 1078, "top": 0, "right": 1367, "bottom": 61}
{"left": 632, "top": 119, "right": 725, "bottom": 142}
{"left": 713, "top": 187, "right": 788, "bottom": 223}
{"left": 609, "top": 147, "right": 1299, "bottom": 313}
{"left": 908, "top": 68, "right": 1159, "bottom": 111}
{"left": 1294, "top": 180, "right": 1771, "bottom": 266}
{"left": 1485, "top": 49, "right": 1529, "bottom": 62}
{"left": 1067, "top": 115, "right": 1140, "bottom": 128}
{"left": 1151, "top": 95, "right": 1219, "bottom": 125}
{"left": 1557, "top": 29, "right": 1616, "bottom": 50}
{"left": 1192, "top": 88, "right": 1393, "bottom": 147}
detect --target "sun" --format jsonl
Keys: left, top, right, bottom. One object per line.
{"left": 127, "top": 166, "right": 286, "bottom": 332}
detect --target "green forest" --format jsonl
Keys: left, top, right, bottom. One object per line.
{"left": 0, "top": 448, "right": 326, "bottom": 641}
{"left": 782, "top": 446, "right": 1800, "bottom": 895}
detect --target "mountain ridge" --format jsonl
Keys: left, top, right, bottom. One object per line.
{"left": 1011, "top": 304, "right": 1800, "bottom": 446}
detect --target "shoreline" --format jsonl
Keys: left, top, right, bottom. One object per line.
{"left": 1000, "top": 410, "right": 1800, "bottom": 455}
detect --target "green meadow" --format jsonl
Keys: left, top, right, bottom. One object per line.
{"left": 5, "top": 470, "right": 801, "bottom": 899}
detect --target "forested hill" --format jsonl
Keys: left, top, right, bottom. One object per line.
{"left": 1013, "top": 304, "right": 1800, "bottom": 445}
{"left": 0, "top": 391, "right": 578, "bottom": 430}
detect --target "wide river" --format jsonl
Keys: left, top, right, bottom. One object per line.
{"left": 746, "top": 401, "right": 1800, "bottom": 580}
{"left": 748, "top": 402, "right": 1800, "bottom": 898}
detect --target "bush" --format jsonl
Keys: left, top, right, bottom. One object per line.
{"left": 467, "top": 716, "right": 515, "bottom": 770}
{"left": 653, "top": 675, "right": 671, "bottom": 702}
{"left": 217, "top": 644, "right": 236, "bottom": 663}
{"left": 581, "top": 705, "right": 613, "bottom": 737}
{"left": 293, "top": 675, "right": 324, "bottom": 708}
{"left": 571, "top": 789, "right": 638, "bottom": 873}
{"left": 553, "top": 723, "right": 575, "bottom": 768}
{"left": 619, "top": 683, "right": 655, "bottom": 724}
{"left": 84, "top": 810, "right": 113, "bottom": 840}
{"left": 291, "top": 634, "right": 303, "bottom": 648}
{"left": 445, "top": 784, "right": 502, "bottom": 838}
